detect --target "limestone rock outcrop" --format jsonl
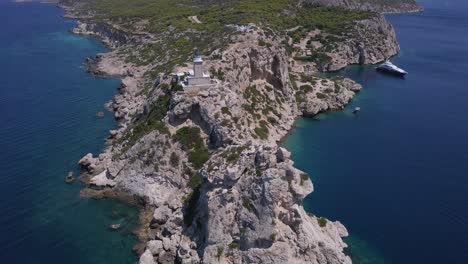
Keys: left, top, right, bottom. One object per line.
{"left": 63, "top": 2, "right": 405, "bottom": 261}
{"left": 192, "top": 145, "right": 351, "bottom": 264}
{"left": 317, "top": 15, "right": 400, "bottom": 72}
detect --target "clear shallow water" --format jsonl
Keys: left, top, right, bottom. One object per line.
{"left": 0, "top": 2, "right": 138, "bottom": 263}
{"left": 284, "top": 1, "right": 468, "bottom": 263}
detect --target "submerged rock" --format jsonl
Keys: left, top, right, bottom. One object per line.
{"left": 109, "top": 223, "right": 121, "bottom": 230}
{"left": 65, "top": 171, "right": 74, "bottom": 184}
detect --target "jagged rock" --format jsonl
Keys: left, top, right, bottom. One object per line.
{"left": 108, "top": 130, "right": 118, "bottom": 139}
{"left": 276, "top": 147, "right": 291, "bottom": 163}
{"left": 151, "top": 206, "right": 172, "bottom": 226}
{"left": 147, "top": 240, "right": 164, "bottom": 256}
{"left": 157, "top": 250, "right": 175, "bottom": 263}
{"left": 139, "top": 249, "right": 156, "bottom": 264}
{"left": 78, "top": 153, "right": 98, "bottom": 174}
{"left": 299, "top": 78, "right": 362, "bottom": 116}
{"left": 321, "top": 16, "right": 400, "bottom": 72}
{"left": 89, "top": 169, "right": 116, "bottom": 189}
{"left": 194, "top": 145, "right": 347, "bottom": 263}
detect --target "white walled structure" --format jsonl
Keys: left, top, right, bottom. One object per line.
{"left": 185, "top": 54, "right": 212, "bottom": 89}
{"left": 193, "top": 55, "right": 204, "bottom": 78}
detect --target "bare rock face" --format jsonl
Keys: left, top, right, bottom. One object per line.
{"left": 111, "top": 130, "right": 189, "bottom": 206}
{"left": 139, "top": 249, "right": 156, "bottom": 264}
{"left": 319, "top": 15, "right": 400, "bottom": 72}
{"left": 190, "top": 145, "right": 350, "bottom": 264}
{"left": 170, "top": 28, "right": 298, "bottom": 145}
{"left": 78, "top": 153, "right": 99, "bottom": 174}
{"left": 72, "top": 21, "right": 132, "bottom": 48}
{"left": 298, "top": 77, "right": 362, "bottom": 116}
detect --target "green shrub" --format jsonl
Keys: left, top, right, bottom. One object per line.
{"left": 228, "top": 242, "right": 239, "bottom": 250}
{"left": 188, "top": 149, "right": 211, "bottom": 169}
{"left": 289, "top": 74, "right": 298, "bottom": 90}
{"left": 324, "top": 88, "right": 334, "bottom": 94}
{"left": 300, "top": 84, "right": 313, "bottom": 93}
{"left": 221, "top": 106, "right": 231, "bottom": 115}
{"left": 294, "top": 56, "right": 314, "bottom": 62}
{"left": 217, "top": 246, "right": 224, "bottom": 260}
{"left": 170, "top": 152, "right": 180, "bottom": 167}
{"left": 318, "top": 217, "right": 327, "bottom": 227}
{"left": 267, "top": 116, "right": 277, "bottom": 124}
{"left": 300, "top": 173, "right": 309, "bottom": 185}
{"left": 171, "top": 83, "right": 184, "bottom": 92}
{"left": 224, "top": 146, "right": 248, "bottom": 164}
{"left": 174, "top": 126, "right": 211, "bottom": 169}
{"left": 254, "top": 120, "right": 269, "bottom": 140}
{"left": 270, "top": 233, "right": 276, "bottom": 241}
{"left": 242, "top": 196, "right": 252, "bottom": 212}
{"left": 183, "top": 187, "right": 200, "bottom": 227}
{"left": 187, "top": 174, "right": 201, "bottom": 190}
{"left": 316, "top": 92, "right": 327, "bottom": 99}
{"left": 115, "top": 94, "right": 171, "bottom": 153}
{"left": 334, "top": 82, "right": 341, "bottom": 93}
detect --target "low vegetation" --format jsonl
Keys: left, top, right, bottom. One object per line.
{"left": 317, "top": 217, "right": 327, "bottom": 227}
{"left": 174, "top": 126, "right": 211, "bottom": 169}
{"left": 114, "top": 92, "right": 171, "bottom": 154}
{"left": 69, "top": 0, "right": 374, "bottom": 75}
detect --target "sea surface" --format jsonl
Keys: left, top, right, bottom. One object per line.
{"left": 0, "top": 2, "right": 138, "bottom": 263}
{"left": 284, "top": 0, "right": 468, "bottom": 263}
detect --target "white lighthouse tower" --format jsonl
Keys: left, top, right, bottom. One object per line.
{"left": 185, "top": 52, "right": 212, "bottom": 89}
{"left": 193, "top": 53, "right": 204, "bottom": 78}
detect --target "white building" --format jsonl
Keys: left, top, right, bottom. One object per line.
{"left": 184, "top": 54, "right": 213, "bottom": 89}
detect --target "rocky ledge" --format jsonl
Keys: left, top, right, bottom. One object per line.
{"left": 66, "top": 2, "right": 405, "bottom": 263}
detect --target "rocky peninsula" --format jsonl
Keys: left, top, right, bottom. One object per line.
{"left": 59, "top": 0, "right": 421, "bottom": 263}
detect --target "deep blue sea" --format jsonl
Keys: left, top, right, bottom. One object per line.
{"left": 284, "top": 0, "right": 468, "bottom": 263}
{"left": 0, "top": 2, "right": 138, "bottom": 263}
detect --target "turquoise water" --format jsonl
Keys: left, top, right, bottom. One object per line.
{"left": 0, "top": 2, "right": 138, "bottom": 263}
{"left": 284, "top": 0, "right": 468, "bottom": 263}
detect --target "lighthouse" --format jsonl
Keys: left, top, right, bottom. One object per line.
{"left": 185, "top": 52, "right": 212, "bottom": 89}
{"left": 193, "top": 53, "right": 204, "bottom": 78}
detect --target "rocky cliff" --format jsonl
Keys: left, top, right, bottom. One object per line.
{"left": 61, "top": 0, "right": 407, "bottom": 263}
{"left": 75, "top": 28, "right": 362, "bottom": 263}
{"left": 290, "top": 14, "right": 400, "bottom": 72}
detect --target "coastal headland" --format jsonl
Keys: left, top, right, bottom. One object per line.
{"left": 57, "top": 0, "right": 422, "bottom": 263}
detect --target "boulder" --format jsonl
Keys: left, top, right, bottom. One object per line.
{"left": 151, "top": 205, "right": 172, "bottom": 226}
{"left": 276, "top": 147, "right": 291, "bottom": 163}
{"left": 147, "top": 240, "right": 164, "bottom": 256}
{"left": 139, "top": 249, "right": 156, "bottom": 264}
{"left": 78, "top": 153, "right": 97, "bottom": 173}
{"left": 89, "top": 169, "right": 116, "bottom": 189}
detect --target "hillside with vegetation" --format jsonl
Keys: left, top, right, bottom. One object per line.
{"left": 63, "top": 0, "right": 376, "bottom": 74}
{"left": 303, "top": 0, "right": 422, "bottom": 13}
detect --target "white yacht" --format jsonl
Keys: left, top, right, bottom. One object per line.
{"left": 376, "top": 61, "right": 408, "bottom": 76}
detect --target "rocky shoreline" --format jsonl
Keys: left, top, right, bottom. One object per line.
{"left": 58, "top": 1, "right": 417, "bottom": 263}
